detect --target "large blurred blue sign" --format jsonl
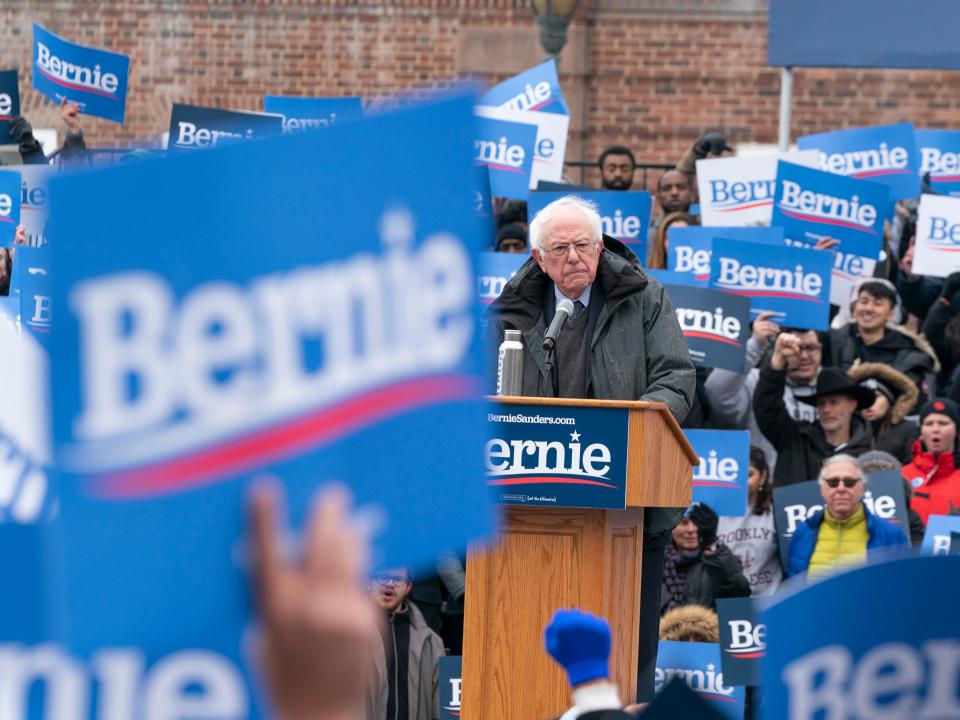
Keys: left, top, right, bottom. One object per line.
{"left": 772, "top": 161, "right": 888, "bottom": 259}
{"left": 655, "top": 640, "right": 745, "bottom": 719}
{"left": 709, "top": 236, "right": 832, "bottom": 329}
{"left": 44, "top": 94, "right": 492, "bottom": 719}
{"left": 762, "top": 555, "right": 960, "bottom": 719}
{"left": 32, "top": 23, "right": 129, "bottom": 123}
{"left": 263, "top": 95, "right": 363, "bottom": 133}
{"left": 769, "top": 0, "right": 960, "bottom": 70}
{"left": 486, "top": 403, "right": 629, "bottom": 509}
{"left": 797, "top": 123, "right": 920, "bottom": 201}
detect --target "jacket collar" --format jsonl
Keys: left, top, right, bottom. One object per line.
{"left": 908, "top": 439, "right": 959, "bottom": 480}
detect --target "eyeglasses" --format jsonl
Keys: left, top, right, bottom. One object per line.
{"left": 542, "top": 239, "right": 600, "bottom": 258}
{"left": 797, "top": 343, "right": 822, "bottom": 356}
{"left": 823, "top": 476, "right": 861, "bottom": 489}
{"left": 373, "top": 574, "right": 408, "bottom": 586}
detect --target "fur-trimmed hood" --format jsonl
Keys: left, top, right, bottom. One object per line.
{"left": 658, "top": 604, "right": 719, "bottom": 643}
{"left": 888, "top": 323, "right": 941, "bottom": 374}
{"left": 847, "top": 362, "right": 919, "bottom": 425}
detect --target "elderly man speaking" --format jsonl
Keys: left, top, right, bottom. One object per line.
{"left": 487, "top": 194, "right": 695, "bottom": 702}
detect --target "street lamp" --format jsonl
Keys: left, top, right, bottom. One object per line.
{"left": 531, "top": 0, "right": 580, "bottom": 61}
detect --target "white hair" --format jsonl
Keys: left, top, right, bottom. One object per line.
{"left": 818, "top": 454, "right": 868, "bottom": 484}
{"left": 528, "top": 194, "right": 603, "bottom": 251}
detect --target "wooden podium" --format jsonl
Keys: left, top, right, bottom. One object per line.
{"left": 463, "top": 397, "right": 696, "bottom": 720}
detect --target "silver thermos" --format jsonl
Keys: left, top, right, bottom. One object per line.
{"left": 496, "top": 329, "right": 524, "bottom": 396}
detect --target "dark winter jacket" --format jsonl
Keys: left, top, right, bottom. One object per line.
{"left": 827, "top": 323, "right": 938, "bottom": 409}
{"left": 754, "top": 364, "right": 874, "bottom": 487}
{"left": 661, "top": 543, "right": 751, "bottom": 612}
{"left": 487, "top": 236, "right": 696, "bottom": 535}
{"left": 786, "top": 505, "right": 908, "bottom": 577}
{"left": 846, "top": 363, "right": 920, "bottom": 464}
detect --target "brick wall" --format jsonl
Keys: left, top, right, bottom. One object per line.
{"left": 2, "top": 1, "right": 959, "bottom": 190}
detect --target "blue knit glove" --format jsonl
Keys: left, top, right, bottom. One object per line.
{"left": 544, "top": 609, "right": 611, "bottom": 688}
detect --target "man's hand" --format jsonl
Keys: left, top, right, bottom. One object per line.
{"left": 687, "top": 503, "right": 719, "bottom": 553}
{"left": 60, "top": 97, "right": 82, "bottom": 134}
{"left": 694, "top": 132, "right": 730, "bottom": 157}
{"left": 771, "top": 331, "right": 801, "bottom": 371}
{"left": 249, "top": 482, "right": 380, "bottom": 720}
{"left": 751, "top": 311, "right": 781, "bottom": 350}
{"left": 14, "top": 225, "right": 26, "bottom": 246}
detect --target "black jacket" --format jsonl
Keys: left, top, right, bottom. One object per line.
{"left": 661, "top": 543, "right": 751, "bottom": 612}
{"left": 827, "top": 324, "right": 936, "bottom": 409}
{"left": 754, "top": 364, "right": 874, "bottom": 487}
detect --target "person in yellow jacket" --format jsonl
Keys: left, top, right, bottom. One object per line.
{"left": 786, "top": 455, "right": 908, "bottom": 579}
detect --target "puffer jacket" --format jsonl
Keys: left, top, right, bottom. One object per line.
{"left": 846, "top": 363, "right": 920, "bottom": 464}
{"left": 901, "top": 440, "right": 960, "bottom": 523}
{"left": 486, "top": 236, "right": 696, "bottom": 535}
{"left": 828, "top": 323, "right": 938, "bottom": 409}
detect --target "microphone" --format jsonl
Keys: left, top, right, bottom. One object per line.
{"left": 543, "top": 298, "right": 575, "bottom": 353}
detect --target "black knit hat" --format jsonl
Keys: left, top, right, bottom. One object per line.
{"left": 919, "top": 398, "right": 960, "bottom": 428}
{"left": 859, "top": 377, "right": 896, "bottom": 404}
{"left": 798, "top": 368, "right": 876, "bottom": 411}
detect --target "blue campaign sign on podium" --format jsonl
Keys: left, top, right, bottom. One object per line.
{"left": 32, "top": 24, "right": 130, "bottom": 124}
{"left": 44, "top": 93, "right": 492, "bottom": 719}
{"left": 762, "top": 555, "right": 960, "bottom": 720}
{"left": 485, "top": 403, "right": 629, "bottom": 509}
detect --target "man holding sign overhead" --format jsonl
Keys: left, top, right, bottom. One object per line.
{"left": 487, "top": 194, "right": 695, "bottom": 702}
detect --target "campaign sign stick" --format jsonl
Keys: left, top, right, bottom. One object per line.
{"left": 486, "top": 403, "right": 629, "bottom": 509}
{"left": 696, "top": 150, "right": 819, "bottom": 227}
{"left": 473, "top": 115, "right": 537, "bottom": 200}
{"left": 797, "top": 122, "right": 921, "bottom": 201}
{"left": 13, "top": 245, "right": 51, "bottom": 347}
{"left": 479, "top": 59, "right": 569, "bottom": 115}
{"left": 666, "top": 285, "right": 750, "bottom": 372}
{"left": 45, "top": 94, "right": 492, "bottom": 719}
{"left": 684, "top": 429, "right": 749, "bottom": 515}
{"left": 439, "top": 656, "right": 463, "bottom": 720}
{"left": 916, "top": 128, "right": 960, "bottom": 197}
{"left": 32, "top": 24, "right": 130, "bottom": 124}
{"left": 527, "top": 189, "right": 652, "bottom": 259}
{"left": 772, "top": 161, "right": 889, "bottom": 259}
{"left": 474, "top": 105, "right": 569, "bottom": 190}
{"left": 709, "top": 236, "right": 832, "bottom": 330}
{"left": 772, "top": 471, "right": 909, "bottom": 571}
{"left": 920, "top": 514, "right": 960, "bottom": 555}
{"left": 913, "top": 193, "right": 960, "bottom": 277}
{"left": 716, "top": 597, "right": 765, "bottom": 686}
{"left": 0, "top": 169, "right": 20, "bottom": 247}
{"left": 167, "top": 103, "right": 284, "bottom": 152}
{"left": 478, "top": 251, "right": 526, "bottom": 304}
{"left": 655, "top": 641, "right": 745, "bottom": 719}
{"left": 263, "top": 95, "right": 363, "bottom": 133}
{"left": 668, "top": 226, "right": 785, "bottom": 285}
{"left": 762, "top": 555, "right": 960, "bottom": 720}
{"left": 0, "top": 70, "right": 20, "bottom": 142}
{"left": 829, "top": 249, "right": 877, "bottom": 308}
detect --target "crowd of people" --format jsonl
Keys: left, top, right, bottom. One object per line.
{"left": 3, "top": 92, "right": 957, "bottom": 718}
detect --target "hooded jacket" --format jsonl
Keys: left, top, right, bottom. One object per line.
{"left": 846, "top": 363, "right": 920, "bottom": 464}
{"left": 786, "top": 504, "right": 908, "bottom": 577}
{"left": 901, "top": 440, "right": 960, "bottom": 523}
{"left": 487, "top": 236, "right": 696, "bottom": 535}
{"left": 754, "top": 363, "right": 874, "bottom": 487}
{"left": 828, "top": 323, "right": 938, "bottom": 409}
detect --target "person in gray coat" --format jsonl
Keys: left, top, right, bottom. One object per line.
{"left": 486, "top": 194, "right": 696, "bottom": 703}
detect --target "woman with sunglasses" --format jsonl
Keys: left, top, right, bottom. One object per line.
{"left": 786, "top": 454, "right": 907, "bottom": 579}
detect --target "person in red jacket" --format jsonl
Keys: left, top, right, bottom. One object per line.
{"left": 902, "top": 398, "right": 960, "bottom": 523}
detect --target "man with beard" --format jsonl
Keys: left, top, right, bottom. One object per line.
{"left": 597, "top": 145, "right": 636, "bottom": 190}
{"left": 755, "top": 333, "right": 876, "bottom": 487}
